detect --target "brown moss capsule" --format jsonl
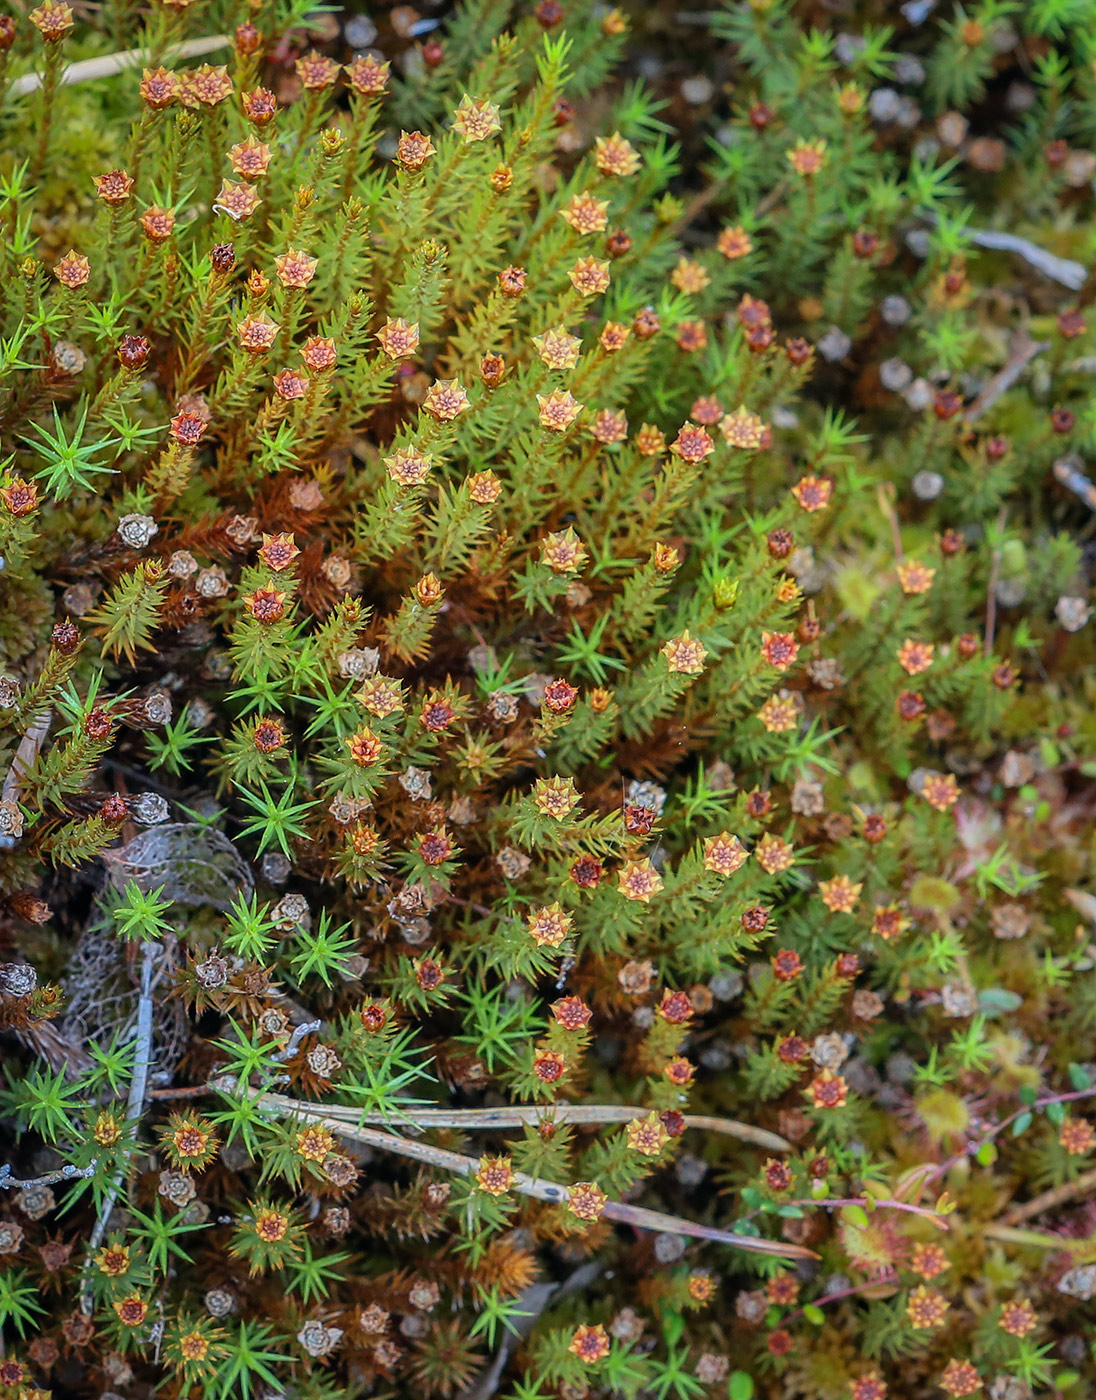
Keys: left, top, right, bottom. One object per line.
{"left": 422, "top": 37, "right": 444, "bottom": 67}
{"left": 8, "top": 892, "right": 51, "bottom": 924}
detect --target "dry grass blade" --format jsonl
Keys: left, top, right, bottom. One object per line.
{"left": 256, "top": 1090, "right": 791, "bottom": 1150}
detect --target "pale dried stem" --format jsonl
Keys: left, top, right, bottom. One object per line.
{"left": 255, "top": 1091, "right": 808, "bottom": 1261}
{"left": 8, "top": 35, "right": 229, "bottom": 97}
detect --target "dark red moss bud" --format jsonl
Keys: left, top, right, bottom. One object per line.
{"left": 623, "top": 803, "right": 656, "bottom": 836}
{"left": 747, "top": 324, "right": 775, "bottom": 353}
{"left": 84, "top": 707, "right": 113, "bottom": 741}
{"left": 896, "top": 690, "right": 926, "bottom": 720}
{"left": 117, "top": 335, "right": 150, "bottom": 370}
{"left": 569, "top": 855, "right": 603, "bottom": 888}
{"left": 235, "top": 22, "right": 261, "bottom": 54}
{"left": 99, "top": 793, "right": 129, "bottom": 826}
{"left": 745, "top": 789, "right": 771, "bottom": 818}
{"left": 778, "top": 1034, "right": 807, "bottom": 1063}
{"left": 498, "top": 265, "right": 526, "bottom": 298}
{"left": 170, "top": 411, "right": 206, "bottom": 446}
{"left": 767, "top": 528, "right": 794, "bottom": 559}
{"left": 1058, "top": 309, "right": 1086, "bottom": 339}
{"left": 633, "top": 308, "right": 660, "bottom": 340}
{"left": 749, "top": 102, "right": 775, "bottom": 130}
{"left": 415, "top": 957, "right": 444, "bottom": 990}
{"left": 985, "top": 435, "right": 1008, "bottom": 461}
{"left": 852, "top": 229, "right": 878, "bottom": 259}
{"left": 785, "top": 336, "right": 812, "bottom": 366}
{"left": 605, "top": 229, "right": 632, "bottom": 258}
{"left": 543, "top": 678, "right": 578, "bottom": 713}
{"left": 772, "top": 949, "right": 802, "bottom": 981}
{"left": 479, "top": 353, "right": 506, "bottom": 388}
{"left": 360, "top": 1001, "right": 388, "bottom": 1032}
{"left": 210, "top": 242, "right": 236, "bottom": 274}
{"left": 51, "top": 620, "right": 79, "bottom": 653}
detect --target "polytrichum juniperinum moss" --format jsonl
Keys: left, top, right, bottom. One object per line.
{"left": 1, "top": 2, "right": 1096, "bottom": 1398}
